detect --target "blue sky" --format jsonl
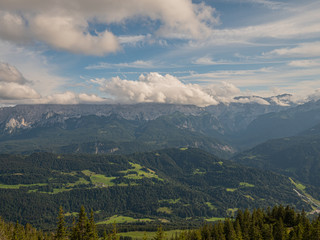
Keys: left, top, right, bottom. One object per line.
{"left": 0, "top": 0, "right": 320, "bottom": 106}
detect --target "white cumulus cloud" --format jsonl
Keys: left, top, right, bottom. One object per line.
{"left": 94, "top": 73, "right": 284, "bottom": 106}
{"left": 0, "top": 62, "right": 28, "bottom": 84}
{"left": 0, "top": 0, "right": 218, "bottom": 55}
{"left": 38, "top": 92, "right": 108, "bottom": 104}
{"left": 0, "top": 82, "right": 40, "bottom": 100}
{"left": 29, "top": 14, "right": 119, "bottom": 56}
{"left": 97, "top": 72, "right": 219, "bottom": 106}
{"left": 0, "top": 62, "right": 40, "bottom": 100}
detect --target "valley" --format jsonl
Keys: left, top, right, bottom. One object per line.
{"left": 1, "top": 101, "right": 320, "bottom": 237}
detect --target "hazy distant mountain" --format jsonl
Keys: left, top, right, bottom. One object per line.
{"left": 235, "top": 99, "right": 320, "bottom": 148}
{"left": 0, "top": 97, "right": 295, "bottom": 156}
{"left": 233, "top": 122, "right": 320, "bottom": 187}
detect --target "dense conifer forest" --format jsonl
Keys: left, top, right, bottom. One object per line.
{"left": 0, "top": 149, "right": 314, "bottom": 230}
{"left": 1, "top": 205, "right": 320, "bottom": 239}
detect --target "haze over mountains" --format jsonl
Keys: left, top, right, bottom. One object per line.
{"left": 2, "top": 96, "right": 320, "bottom": 230}
{"left": 0, "top": 94, "right": 319, "bottom": 156}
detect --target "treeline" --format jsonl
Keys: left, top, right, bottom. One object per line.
{"left": 1, "top": 205, "right": 320, "bottom": 239}
{"left": 0, "top": 206, "right": 106, "bottom": 240}
{"left": 176, "top": 205, "right": 320, "bottom": 240}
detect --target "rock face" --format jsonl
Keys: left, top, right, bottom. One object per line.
{"left": 0, "top": 97, "right": 294, "bottom": 135}
{"left": 4, "top": 97, "right": 320, "bottom": 155}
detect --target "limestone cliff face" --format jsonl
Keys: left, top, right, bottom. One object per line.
{"left": 0, "top": 97, "right": 294, "bottom": 135}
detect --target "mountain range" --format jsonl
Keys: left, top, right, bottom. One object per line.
{"left": 0, "top": 95, "right": 319, "bottom": 156}
{"left": 1, "top": 96, "right": 320, "bottom": 230}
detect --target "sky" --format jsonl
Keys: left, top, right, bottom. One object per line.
{"left": 0, "top": 0, "right": 320, "bottom": 106}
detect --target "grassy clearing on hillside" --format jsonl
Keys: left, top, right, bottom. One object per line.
{"left": 289, "top": 177, "right": 320, "bottom": 210}
{"left": 205, "top": 202, "right": 217, "bottom": 210}
{"left": 244, "top": 195, "right": 255, "bottom": 201}
{"left": 226, "top": 188, "right": 237, "bottom": 192}
{"left": 193, "top": 169, "right": 206, "bottom": 175}
{"left": 157, "top": 207, "right": 172, "bottom": 214}
{"left": 97, "top": 215, "right": 153, "bottom": 225}
{"left": 239, "top": 182, "right": 255, "bottom": 187}
{"left": 43, "top": 177, "right": 90, "bottom": 194}
{"left": 206, "top": 217, "right": 225, "bottom": 222}
{"left": 159, "top": 199, "right": 180, "bottom": 204}
{"left": 227, "top": 208, "right": 238, "bottom": 217}
{"left": 120, "top": 162, "right": 162, "bottom": 181}
{"left": 82, "top": 170, "right": 118, "bottom": 187}
{"left": 0, "top": 183, "right": 47, "bottom": 189}
{"left": 118, "top": 230, "right": 184, "bottom": 239}
{"left": 289, "top": 177, "right": 306, "bottom": 191}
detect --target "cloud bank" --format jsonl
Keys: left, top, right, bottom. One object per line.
{"left": 0, "top": 62, "right": 40, "bottom": 100}
{"left": 94, "top": 72, "right": 309, "bottom": 106}
{"left": 0, "top": 65, "right": 318, "bottom": 107}
{"left": 0, "top": 62, "right": 108, "bottom": 105}
{"left": 0, "top": 0, "right": 218, "bottom": 56}
{"left": 94, "top": 72, "right": 272, "bottom": 106}
{"left": 98, "top": 72, "right": 219, "bottom": 106}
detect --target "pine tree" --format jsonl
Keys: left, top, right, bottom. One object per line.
{"left": 86, "top": 209, "right": 98, "bottom": 240}
{"left": 273, "top": 218, "right": 286, "bottom": 240}
{"left": 103, "top": 229, "right": 108, "bottom": 240}
{"left": 71, "top": 216, "right": 77, "bottom": 240}
{"left": 224, "top": 218, "right": 237, "bottom": 240}
{"left": 77, "top": 205, "right": 89, "bottom": 240}
{"left": 234, "top": 219, "right": 243, "bottom": 240}
{"left": 111, "top": 223, "right": 119, "bottom": 240}
{"left": 154, "top": 225, "right": 165, "bottom": 240}
{"left": 261, "top": 224, "right": 273, "bottom": 240}
{"left": 216, "top": 221, "right": 226, "bottom": 240}
{"left": 56, "top": 206, "right": 68, "bottom": 240}
{"left": 310, "top": 217, "right": 320, "bottom": 240}
{"left": 71, "top": 206, "right": 89, "bottom": 240}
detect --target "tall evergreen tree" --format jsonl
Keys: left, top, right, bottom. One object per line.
{"left": 154, "top": 225, "right": 165, "bottom": 240}
{"left": 56, "top": 206, "right": 68, "bottom": 240}
{"left": 86, "top": 209, "right": 98, "bottom": 240}
{"left": 224, "top": 218, "right": 237, "bottom": 240}
{"left": 273, "top": 218, "right": 286, "bottom": 240}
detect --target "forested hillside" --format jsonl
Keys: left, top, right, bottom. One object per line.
{"left": 179, "top": 205, "right": 320, "bottom": 240}
{"left": 233, "top": 123, "right": 320, "bottom": 188}
{"left": 1, "top": 205, "right": 320, "bottom": 239}
{"left": 0, "top": 148, "right": 315, "bottom": 230}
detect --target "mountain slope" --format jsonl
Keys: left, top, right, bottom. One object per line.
{"left": 237, "top": 99, "right": 320, "bottom": 148}
{"left": 0, "top": 114, "right": 232, "bottom": 158}
{"left": 0, "top": 101, "right": 294, "bottom": 155}
{"left": 0, "top": 148, "right": 313, "bottom": 229}
{"left": 233, "top": 123, "right": 320, "bottom": 187}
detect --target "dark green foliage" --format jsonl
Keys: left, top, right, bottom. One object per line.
{"left": 1, "top": 205, "right": 320, "bottom": 239}
{"left": 0, "top": 148, "right": 314, "bottom": 230}
{"left": 0, "top": 216, "right": 53, "bottom": 240}
{"left": 0, "top": 206, "right": 99, "bottom": 240}
{"left": 233, "top": 127, "right": 320, "bottom": 187}
{"left": 154, "top": 225, "right": 165, "bottom": 240}
{"left": 56, "top": 206, "right": 67, "bottom": 240}
{"left": 177, "top": 205, "right": 320, "bottom": 240}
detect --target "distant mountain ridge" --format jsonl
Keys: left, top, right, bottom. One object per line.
{"left": 0, "top": 99, "right": 292, "bottom": 156}
{"left": 1, "top": 97, "right": 320, "bottom": 156}
{"left": 233, "top": 121, "right": 320, "bottom": 187}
